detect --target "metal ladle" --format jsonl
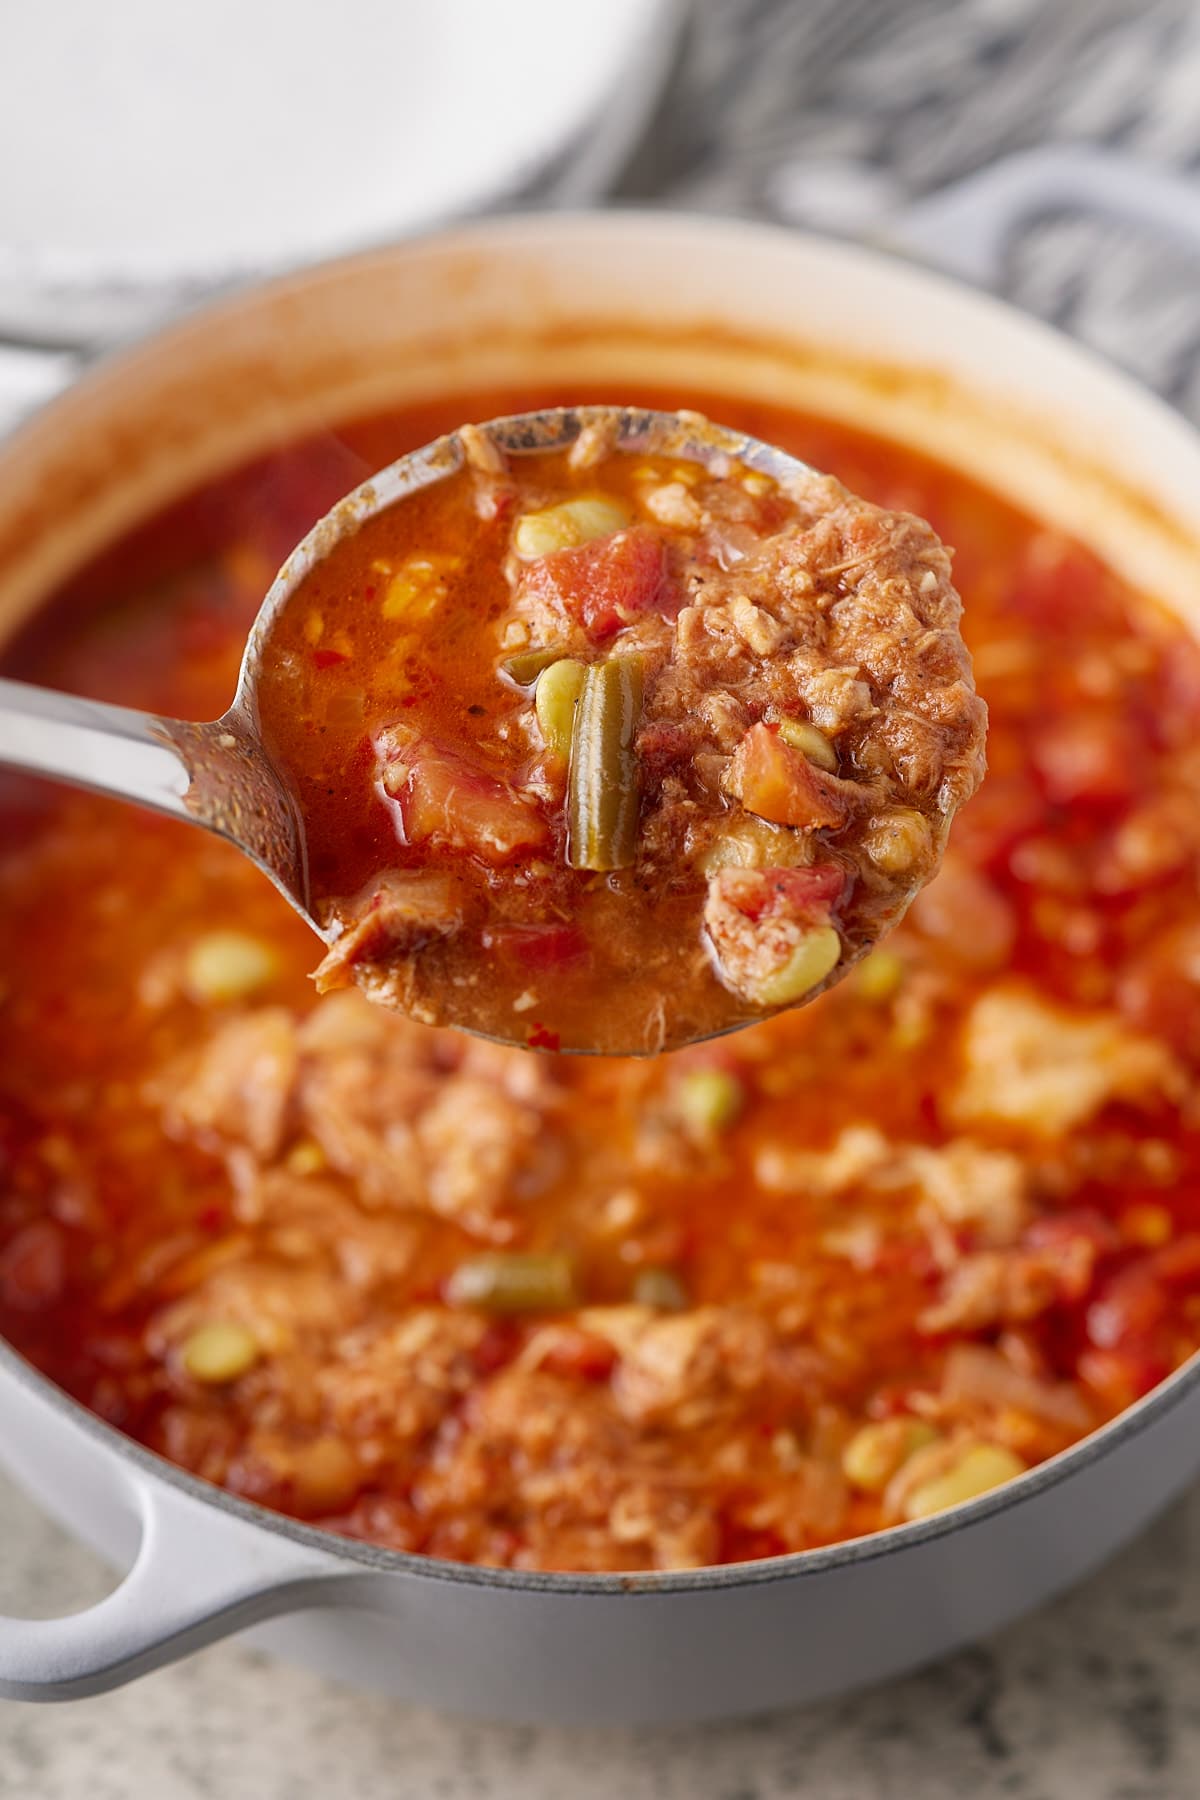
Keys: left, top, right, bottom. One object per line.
{"left": 0, "top": 406, "right": 815, "bottom": 1045}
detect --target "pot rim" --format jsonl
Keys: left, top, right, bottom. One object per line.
{"left": 2, "top": 204, "right": 1199, "bottom": 1597}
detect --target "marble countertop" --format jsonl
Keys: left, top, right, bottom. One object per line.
{"left": 2, "top": 1468, "right": 1198, "bottom": 1799}
{"left": 3, "top": 2, "right": 1200, "bottom": 1794}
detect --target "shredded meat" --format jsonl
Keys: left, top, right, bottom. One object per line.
{"left": 951, "top": 985, "right": 1182, "bottom": 1135}
{"left": 414, "top": 1368, "right": 722, "bottom": 1572}
{"left": 919, "top": 1237, "right": 1097, "bottom": 1335}
{"left": 318, "top": 1310, "right": 488, "bottom": 1449}
{"left": 314, "top": 870, "right": 466, "bottom": 1000}
{"left": 164, "top": 1008, "right": 297, "bottom": 1161}
{"left": 168, "top": 990, "right": 561, "bottom": 1239}
{"left": 612, "top": 1306, "right": 776, "bottom": 1428}
{"left": 755, "top": 1126, "right": 1030, "bottom": 1254}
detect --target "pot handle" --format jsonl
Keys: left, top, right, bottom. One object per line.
{"left": 877, "top": 144, "right": 1200, "bottom": 286}
{"left": 0, "top": 1472, "right": 353, "bottom": 1701}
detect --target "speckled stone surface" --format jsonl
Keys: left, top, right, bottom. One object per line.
{"left": 4, "top": 2, "right": 1200, "bottom": 1793}
{"left": 1, "top": 1467, "right": 1199, "bottom": 1798}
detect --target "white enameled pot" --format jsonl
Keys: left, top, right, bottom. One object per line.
{"left": 1, "top": 204, "right": 1199, "bottom": 1723}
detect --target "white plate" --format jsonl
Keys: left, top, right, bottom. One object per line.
{"left": 0, "top": 0, "right": 680, "bottom": 341}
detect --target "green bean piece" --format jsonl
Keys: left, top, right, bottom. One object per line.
{"left": 534, "top": 658, "right": 588, "bottom": 764}
{"left": 567, "top": 656, "right": 645, "bottom": 871}
{"left": 445, "top": 1251, "right": 577, "bottom": 1313}
{"left": 633, "top": 1267, "right": 689, "bottom": 1311}
{"left": 500, "top": 645, "right": 569, "bottom": 688}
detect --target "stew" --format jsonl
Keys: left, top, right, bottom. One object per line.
{"left": 255, "top": 417, "right": 986, "bottom": 1053}
{"left": 0, "top": 384, "right": 1198, "bottom": 1573}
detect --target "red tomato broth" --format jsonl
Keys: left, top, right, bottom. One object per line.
{"left": 0, "top": 384, "right": 1196, "bottom": 1570}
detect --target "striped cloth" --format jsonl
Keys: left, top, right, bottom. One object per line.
{"left": 619, "top": 0, "right": 1200, "bottom": 423}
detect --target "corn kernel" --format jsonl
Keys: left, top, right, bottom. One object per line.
{"left": 512, "top": 496, "right": 629, "bottom": 560}
{"left": 754, "top": 926, "right": 841, "bottom": 1005}
{"left": 302, "top": 610, "right": 325, "bottom": 645}
{"left": 184, "top": 931, "right": 279, "bottom": 1004}
{"left": 742, "top": 472, "right": 774, "bottom": 497}
{"left": 675, "top": 1067, "right": 744, "bottom": 1137}
{"left": 855, "top": 948, "right": 906, "bottom": 1004}
{"left": 903, "top": 1442, "right": 1026, "bottom": 1520}
{"left": 843, "top": 1419, "right": 939, "bottom": 1493}
{"left": 180, "top": 1321, "right": 259, "bottom": 1384}
{"left": 777, "top": 718, "right": 838, "bottom": 772}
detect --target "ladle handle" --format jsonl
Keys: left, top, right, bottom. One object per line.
{"left": 0, "top": 676, "right": 310, "bottom": 916}
{"left": 0, "top": 676, "right": 194, "bottom": 821}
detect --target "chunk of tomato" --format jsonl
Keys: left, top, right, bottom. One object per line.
{"left": 725, "top": 723, "right": 849, "bottom": 831}
{"left": 379, "top": 736, "right": 549, "bottom": 864}
{"left": 522, "top": 526, "right": 673, "bottom": 639}
{"left": 717, "top": 862, "right": 845, "bottom": 924}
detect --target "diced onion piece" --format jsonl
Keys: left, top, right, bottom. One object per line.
{"left": 755, "top": 924, "right": 842, "bottom": 1005}
{"left": 180, "top": 1321, "right": 260, "bottom": 1384}
{"left": 513, "top": 496, "right": 630, "bottom": 561}
{"left": 184, "top": 931, "right": 279, "bottom": 1004}
{"left": 534, "top": 658, "right": 588, "bottom": 765}
{"left": 903, "top": 1442, "right": 1026, "bottom": 1520}
{"left": 777, "top": 718, "right": 838, "bottom": 772}
{"left": 842, "top": 1419, "right": 939, "bottom": 1493}
{"left": 567, "top": 657, "right": 644, "bottom": 871}
{"left": 446, "top": 1252, "right": 577, "bottom": 1313}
